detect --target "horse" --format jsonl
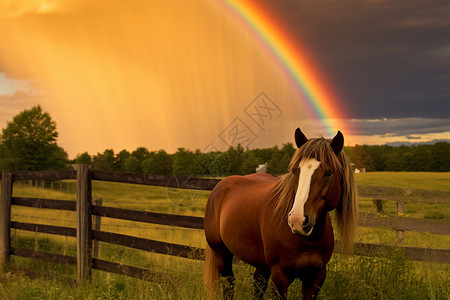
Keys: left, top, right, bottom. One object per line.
{"left": 203, "top": 127, "right": 358, "bottom": 299}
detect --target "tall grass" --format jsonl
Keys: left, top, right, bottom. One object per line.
{"left": 2, "top": 247, "right": 449, "bottom": 299}
{"left": 319, "top": 251, "right": 450, "bottom": 300}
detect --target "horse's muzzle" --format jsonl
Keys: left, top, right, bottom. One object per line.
{"left": 289, "top": 215, "right": 314, "bottom": 236}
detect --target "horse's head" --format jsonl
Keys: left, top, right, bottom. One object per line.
{"left": 287, "top": 128, "right": 344, "bottom": 236}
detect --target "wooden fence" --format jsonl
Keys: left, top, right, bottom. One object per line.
{"left": 0, "top": 166, "right": 449, "bottom": 285}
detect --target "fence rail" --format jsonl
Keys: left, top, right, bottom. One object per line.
{"left": 358, "top": 185, "right": 450, "bottom": 204}
{"left": 91, "top": 170, "right": 220, "bottom": 190}
{"left": 1, "top": 167, "right": 449, "bottom": 284}
{"left": 92, "top": 205, "right": 204, "bottom": 229}
{"left": 11, "top": 221, "right": 76, "bottom": 237}
{"left": 12, "top": 197, "right": 76, "bottom": 211}
{"left": 359, "top": 212, "right": 450, "bottom": 235}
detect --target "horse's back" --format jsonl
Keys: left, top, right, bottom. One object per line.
{"left": 205, "top": 173, "right": 277, "bottom": 219}
{"left": 204, "top": 173, "right": 277, "bottom": 266}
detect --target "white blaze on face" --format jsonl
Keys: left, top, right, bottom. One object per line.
{"left": 288, "top": 158, "right": 321, "bottom": 234}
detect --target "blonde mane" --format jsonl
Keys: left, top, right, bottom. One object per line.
{"left": 272, "top": 137, "right": 358, "bottom": 253}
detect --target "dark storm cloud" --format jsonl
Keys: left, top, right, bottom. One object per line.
{"left": 350, "top": 118, "right": 450, "bottom": 136}
{"left": 263, "top": 0, "right": 450, "bottom": 120}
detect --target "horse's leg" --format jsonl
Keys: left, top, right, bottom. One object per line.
{"left": 215, "top": 248, "right": 235, "bottom": 300}
{"left": 253, "top": 267, "right": 270, "bottom": 299}
{"left": 270, "top": 266, "right": 290, "bottom": 300}
{"left": 301, "top": 267, "right": 326, "bottom": 300}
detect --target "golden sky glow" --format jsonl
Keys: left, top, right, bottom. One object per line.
{"left": 1, "top": 0, "right": 447, "bottom": 157}
{"left": 0, "top": 0, "right": 323, "bottom": 157}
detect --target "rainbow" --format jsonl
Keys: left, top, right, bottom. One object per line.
{"left": 216, "top": 0, "right": 349, "bottom": 137}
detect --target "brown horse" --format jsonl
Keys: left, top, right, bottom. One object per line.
{"left": 204, "top": 127, "right": 358, "bottom": 299}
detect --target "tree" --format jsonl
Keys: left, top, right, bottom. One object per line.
{"left": 193, "top": 151, "right": 215, "bottom": 176}
{"left": 0, "top": 105, "right": 68, "bottom": 171}
{"left": 367, "top": 145, "right": 390, "bottom": 171}
{"left": 267, "top": 151, "right": 289, "bottom": 175}
{"left": 239, "top": 151, "right": 260, "bottom": 174}
{"left": 266, "top": 143, "right": 295, "bottom": 175}
{"left": 116, "top": 150, "right": 131, "bottom": 171}
{"left": 93, "top": 149, "right": 116, "bottom": 171}
{"left": 210, "top": 152, "right": 230, "bottom": 177}
{"left": 74, "top": 152, "right": 92, "bottom": 164}
{"left": 431, "top": 142, "right": 450, "bottom": 171}
{"left": 130, "top": 147, "right": 152, "bottom": 173}
{"left": 346, "top": 145, "right": 374, "bottom": 171}
{"left": 411, "top": 145, "right": 433, "bottom": 171}
{"left": 223, "top": 145, "right": 245, "bottom": 175}
{"left": 280, "top": 143, "right": 296, "bottom": 158}
{"left": 142, "top": 150, "right": 173, "bottom": 175}
{"left": 252, "top": 147, "right": 276, "bottom": 164}
{"left": 172, "top": 148, "right": 203, "bottom": 176}
{"left": 123, "top": 156, "right": 140, "bottom": 173}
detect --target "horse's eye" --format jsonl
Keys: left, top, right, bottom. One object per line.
{"left": 324, "top": 170, "right": 333, "bottom": 178}
{"left": 292, "top": 168, "right": 296, "bottom": 175}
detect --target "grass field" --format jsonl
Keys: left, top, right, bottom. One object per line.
{"left": 0, "top": 172, "right": 449, "bottom": 299}
{"left": 355, "top": 172, "right": 450, "bottom": 192}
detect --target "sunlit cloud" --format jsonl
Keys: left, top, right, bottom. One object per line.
{"left": 0, "top": 0, "right": 93, "bottom": 17}
{"left": 1, "top": 0, "right": 58, "bottom": 17}
{"left": 0, "top": 92, "right": 43, "bottom": 125}
{"left": 350, "top": 118, "right": 450, "bottom": 136}
{"left": 0, "top": 73, "right": 37, "bottom": 95}
{"left": 345, "top": 118, "right": 450, "bottom": 146}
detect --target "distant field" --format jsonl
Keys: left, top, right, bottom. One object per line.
{"left": 1, "top": 172, "right": 449, "bottom": 299}
{"left": 355, "top": 171, "right": 450, "bottom": 192}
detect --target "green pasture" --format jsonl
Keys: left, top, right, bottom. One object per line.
{"left": 0, "top": 172, "right": 449, "bottom": 299}
{"left": 355, "top": 171, "right": 450, "bottom": 192}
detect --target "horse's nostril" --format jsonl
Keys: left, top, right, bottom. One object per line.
{"left": 288, "top": 212, "right": 292, "bottom": 217}
{"left": 303, "top": 215, "right": 309, "bottom": 226}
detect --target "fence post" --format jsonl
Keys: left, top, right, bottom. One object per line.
{"left": 0, "top": 172, "right": 13, "bottom": 265}
{"left": 374, "top": 199, "right": 383, "bottom": 214}
{"left": 397, "top": 201, "right": 405, "bottom": 243}
{"left": 76, "top": 165, "right": 92, "bottom": 284}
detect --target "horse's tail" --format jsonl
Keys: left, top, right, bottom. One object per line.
{"left": 203, "top": 245, "right": 219, "bottom": 298}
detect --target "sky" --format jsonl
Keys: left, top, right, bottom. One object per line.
{"left": 0, "top": 0, "right": 449, "bottom": 158}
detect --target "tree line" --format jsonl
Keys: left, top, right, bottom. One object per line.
{"left": 74, "top": 142, "right": 450, "bottom": 176}
{"left": 73, "top": 143, "right": 296, "bottom": 176}
{"left": 345, "top": 143, "right": 450, "bottom": 172}
{"left": 1, "top": 106, "right": 449, "bottom": 174}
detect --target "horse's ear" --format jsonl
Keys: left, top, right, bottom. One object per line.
{"left": 330, "top": 131, "right": 344, "bottom": 155}
{"left": 295, "top": 127, "right": 308, "bottom": 148}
